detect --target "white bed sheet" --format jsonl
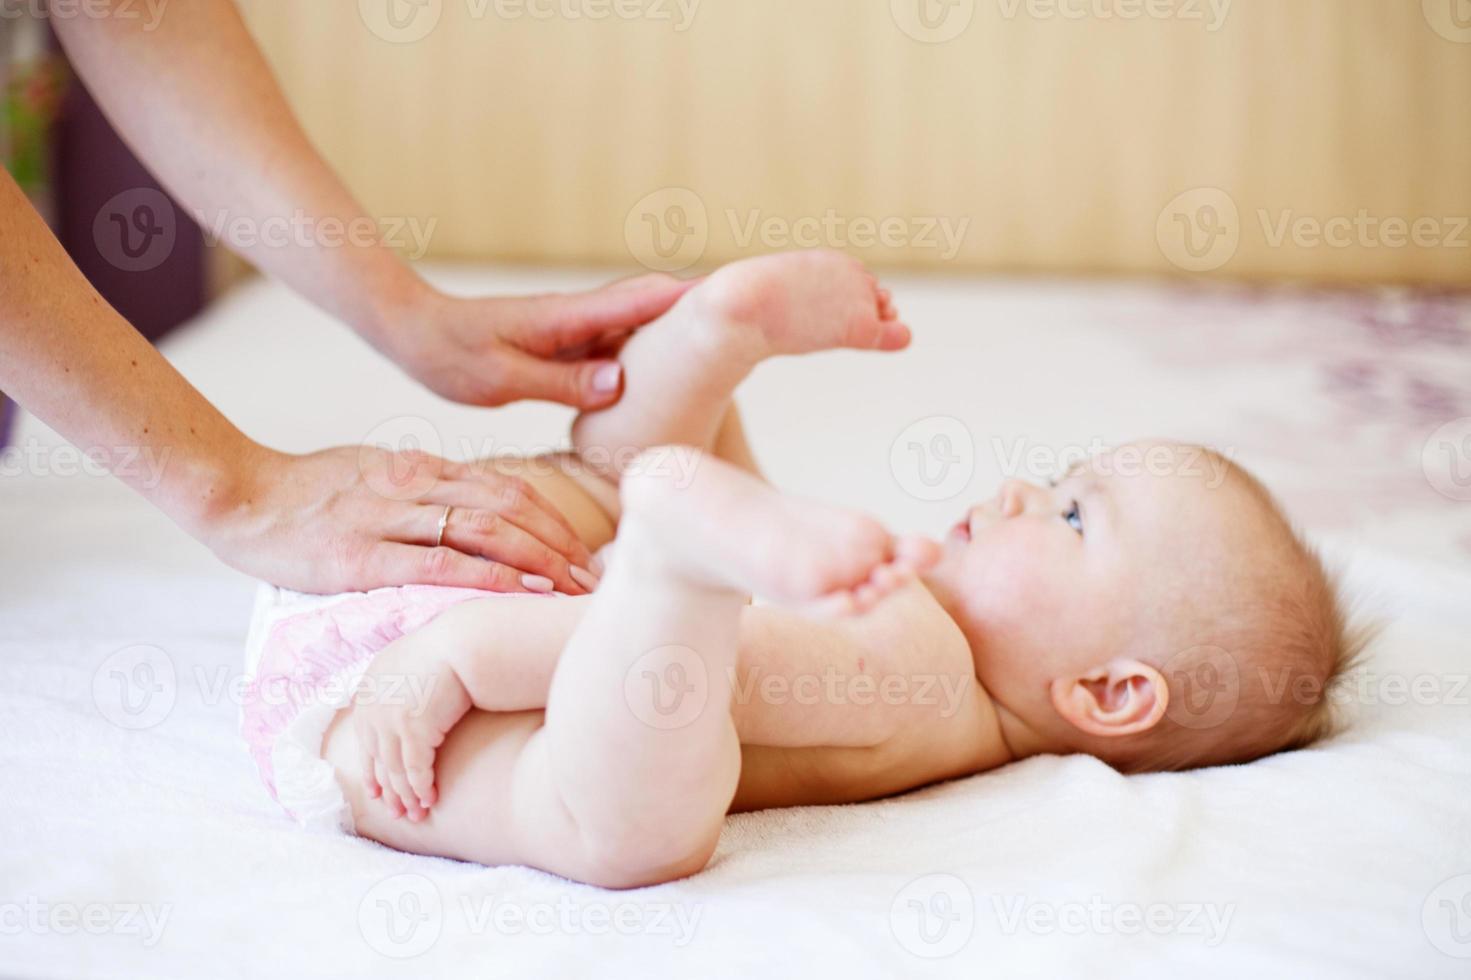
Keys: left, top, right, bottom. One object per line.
{"left": 2, "top": 267, "right": 1468, "bottom": 979}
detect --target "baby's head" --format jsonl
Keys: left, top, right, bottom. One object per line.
{"left": 925, "top": 441, "right": 1359, "bottom": 773}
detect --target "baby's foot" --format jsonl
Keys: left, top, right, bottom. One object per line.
{"left": 685, "top": 250, "right": 910, "bottom": 361}
{"left": 619, "top": 447, "right": 939, "bottom": 615}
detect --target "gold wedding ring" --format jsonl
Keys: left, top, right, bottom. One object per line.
{"left": 435, "top": 505, "right": 453, "bottom": 548}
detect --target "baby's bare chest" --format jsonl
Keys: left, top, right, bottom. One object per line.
{"left": 730, "top": 585, "right": 995, "bottom": 810}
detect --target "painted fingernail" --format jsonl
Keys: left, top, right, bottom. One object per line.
{"left": 569, "top": 566, "right": 600, "bottom": 592}
{"left": 592, "top": 362, "right": 623, "bottom": 394}
{"left": 590, "top": 553, "right": 607, "bottom": 577}
{"left": 521, "top": 574, "right": 555, "bottom": 593}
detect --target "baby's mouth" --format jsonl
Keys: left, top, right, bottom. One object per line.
{"left": 949, "top": 518, "right": 972, "bottom": 542}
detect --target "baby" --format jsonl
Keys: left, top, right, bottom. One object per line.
{"left": 242, "top": 250, "right": 1356, "bottom": 888}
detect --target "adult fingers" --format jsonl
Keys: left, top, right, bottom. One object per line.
{"left": 434, "top": 508, "right": 585, "bottom": 595}
{"left": 522, "top": 274, "right": 696, "bottom": 355}
{"left": 362, "top": 542, "right": 540, "bottom": 594}
{"left": 490, "top": 349, "right": 626, "bottom": 412}
{"left": 430, "top": 469, "right": 594, "bottom": 571}
{"left": 391, "top": 502, "right": 581, "bottom": 594}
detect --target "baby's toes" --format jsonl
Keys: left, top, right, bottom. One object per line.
{"left": 876, "top": 320, "right": 912, "bottom": 351}
{"left": 893, "top": 535, "right": 942, "bottom": 573}
{"left": 877, "top": 287, "right": 896, "bottom": 319}
{"left": 869, "top": 562, "right": 907, "bottom": 594}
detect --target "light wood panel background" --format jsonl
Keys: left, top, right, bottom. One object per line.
{"left": 236, "top": 0, "right": 1471, "bottom": 285}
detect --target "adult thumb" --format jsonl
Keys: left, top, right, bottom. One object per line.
{"left": 507, "top": 355, "right": 625, "bottom": 410}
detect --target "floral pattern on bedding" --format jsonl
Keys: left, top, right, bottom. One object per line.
{"left": 1102, "top": 285, "right": 1471, "bottom": 565}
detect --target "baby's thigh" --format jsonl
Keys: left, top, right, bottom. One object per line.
{"left": 323, "top": 706, "right": 545, "bottom": 866}
{"left": 483, "top": 453, "right": 621, "bottom": 551}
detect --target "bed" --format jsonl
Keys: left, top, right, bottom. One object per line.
{"left": 3, "top": 266, "right": 1469, "bottom": 978}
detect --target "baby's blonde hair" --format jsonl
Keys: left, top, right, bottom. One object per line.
{"left": 1112, "top": 452, "right": 1368, "bottom": 773}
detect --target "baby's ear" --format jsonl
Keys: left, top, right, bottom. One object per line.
{"left": 1049, "top": 660, "right": 1168, "bottom": 738}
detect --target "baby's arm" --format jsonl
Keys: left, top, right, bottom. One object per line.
{"left": 354, "top": 576, "right": 976, "bottom": 818}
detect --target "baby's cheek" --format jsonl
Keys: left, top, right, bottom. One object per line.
{"left": 965, "top": 552, "right": 1040, "bottom": 631}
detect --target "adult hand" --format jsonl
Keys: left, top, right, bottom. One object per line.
{"left": 202, "top": 444, "right": 601, "bottom": 596}
{"left": 382, "top": 273, "right": 698, "bottom": 411}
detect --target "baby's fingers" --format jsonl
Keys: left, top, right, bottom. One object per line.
{"left": 362, "top": 749, "right": 382, "bottom": 799}
{"left": 402, "top": 741, "right": 438, "bottom": 813}
{"left": 357, "top": 728, "right": 383, "bottom": 799}
{"left": 379, "top": 735, "right": 425, "bottom": 822}
{"left": 388, "top": 769, "right": 424, "bottom": 822}
{"left": 374, "top": 758, "right": 405, "bottom": 818}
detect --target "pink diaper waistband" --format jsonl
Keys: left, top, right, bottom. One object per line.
{"left": 241, "top": 585, "right": 487, "bottom": 799}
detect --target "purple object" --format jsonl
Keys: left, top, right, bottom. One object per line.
{"left": 49, "top": 32, "right": 205, "bottom": 345}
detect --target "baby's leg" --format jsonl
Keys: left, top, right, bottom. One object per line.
{"left": 572, "top": 250, "right": 909, "bottom": 480}
{"left": 334, "top": 450, "right": 929, "bottom": 886}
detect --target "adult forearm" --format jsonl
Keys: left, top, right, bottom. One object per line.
{"left": 0, "top": 168, "right": 255, "bottom": 534}
{"left": 49, "top": 0, "right": 429, "bottom": 345}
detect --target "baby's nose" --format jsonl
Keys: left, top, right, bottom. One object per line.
{"left": 998, "top": 479, "right": 1030, "bottom": 518}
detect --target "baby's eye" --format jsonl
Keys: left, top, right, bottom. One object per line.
{"left": 1063, "top": 500, "right": 1084, "bottom": 536}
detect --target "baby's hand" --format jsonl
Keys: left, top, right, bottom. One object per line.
{"left": 351, "top": 631, "right": 472, "bottom": 822}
